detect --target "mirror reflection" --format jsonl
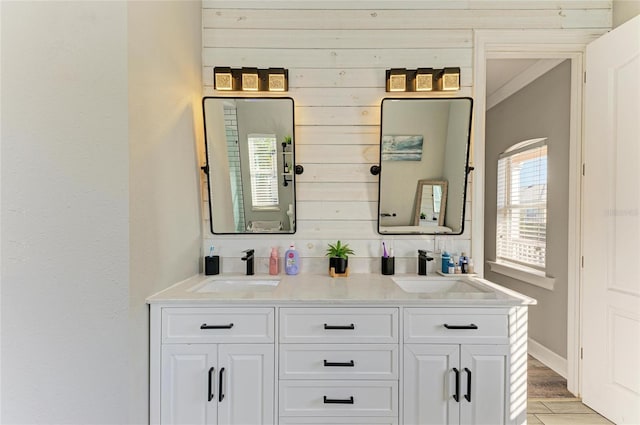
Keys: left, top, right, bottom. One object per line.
{"left": 378, "top": 97, "right": 472, "bottom": 235}
{"left": 414, "top": 180, "right": 447, "bottom": 227}
{"left": 203, "top": 97, "right": 296, "bottom": 234}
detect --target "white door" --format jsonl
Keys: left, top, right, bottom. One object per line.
{"left": 459, "top": 345, "right": 509, "bottom": 425}
{"left": 582, "top": 14, "right": 640, "bottom": 425}
{"left": 161, "top": 344, "right": 218, "bottom": 425}
{"left": 403, "top": 344, "right": 460, "bottom": 425}
{"left": 217, "top": 344, "right": 275, "bottom": 425}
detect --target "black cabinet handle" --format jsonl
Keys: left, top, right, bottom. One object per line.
{"left": 443, "top": 324, "right": 478, "bottom": 330}
{"left": 218, "top": 367, "right": 225, "bottom": 402}
{"left": 453, "top": 367, "right": 460, "bottom": 402}
{"left": 323, "top": 396, "right": 354, "bottom": 404}
{"left": 464, "top": 368, "right": 472, "bottom": 402}
{"left": 323, "top": 360, "right": 355, "bottom": 367}
{"left": 201, "top": 323, "right": 234, "bottom": 329}
{"left": 207, "top": 367, "right": 215, "bottom": 402}
{"left": 323, "top": 323, "right": 355, "bottom": 330}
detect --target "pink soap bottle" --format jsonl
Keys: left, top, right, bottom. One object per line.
{"left": 269, "top": 247, "right": 279, "bottom": 275}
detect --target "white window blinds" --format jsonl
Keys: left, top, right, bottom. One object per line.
{"left": 496, "top": 138, "right": 548, "bottom": 270}
{"left": 247, "top": 134, "right": 279, "bottom": 208}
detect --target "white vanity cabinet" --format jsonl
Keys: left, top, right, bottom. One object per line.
{"left": 278, "top": 307, "right": 400, "bottom": 425}
{"left": 403, "top": 308, "right": 515, "bottom": 425}
{"left": 152, "top": 307, "right": 275, "bottom": 425}
{"left": 148, "top": 274, "right": 532, "bottom": 425}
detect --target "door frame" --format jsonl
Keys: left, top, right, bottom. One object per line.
{"left": 472, "top": 29, "right": 602, "bottom": 395}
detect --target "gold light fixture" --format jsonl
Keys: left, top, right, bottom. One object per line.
{"left": 268, "top": 68, "right": 288, "bottom": 92}
{"left": 213, "top": 67, "right": 289, "bottom": 92}
{"left": 386, "top": 69, "right": 407, "bottom": 92}
{"left": 437, "top": 67, "right": 461, "bottom": 91}
{"left": 385, "top": 67, "right": 461, "bottom": 92}
{"left": 241, "top": 67, "right": 259, "bottom": 91}
{"left": 415, "top": 68, "right": 434, "bottom": 91}
{"left": 213, "top": 67, "right": 234, "bottom": 91}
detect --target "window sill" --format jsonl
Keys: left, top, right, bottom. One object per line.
{"left": 487, "top": 260, "right": 555, "bottom": 291}
{"left": 251, "top": 207, "right": 280, "bottom": 212}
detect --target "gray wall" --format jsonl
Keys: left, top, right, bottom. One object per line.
{"left": 613, "top": 0, "right": 640, "bottom": 27}
{"left": 484, "top": 60, "right": 571, "bottom": 358}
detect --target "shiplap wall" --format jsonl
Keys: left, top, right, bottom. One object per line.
{"left": 201, "top": 0, "right": 611, "bottom": 274}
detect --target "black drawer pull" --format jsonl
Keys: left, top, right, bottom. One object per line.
{"left": 201, "top": 323, "right": 234, "bottom": 329}
{"left": 323, "top": 360, "right": 355, "bottom": 367}
{"left": 207, "top": 367, "right": 215, "bottom": 402}
{"left": 443, "top": 324, "right": 478, "bottom": 330}
{"left": 453, "top": 367, "right": 460, "bottom": 402}
{"left": 464, "top": 367, "right": 472, "bottom": 402}
{"left": 323, "top": 396, "right": 354, "bottom": 404}
{"left": 323, "top": 323, "right": 355, "bottom": 330}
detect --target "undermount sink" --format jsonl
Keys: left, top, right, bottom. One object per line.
{"left": 391, "top": 277, "right": 490, "bottom": 294}
{"left": 190, "top": 277, "right": 280, "bottom": 293}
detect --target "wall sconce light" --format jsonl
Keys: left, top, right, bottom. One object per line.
{"left": 214, "top": 67, "right": 289, "bottom": 92}
{"left": 436, "top": 67, "right": 461, "bottom": 91}
{"left": 385, "top": 67, "right": 461, "bottom": 92}
{"left": 268, "top": 68, "right": 288, "bottom": 92}
{"left": 386, "top": 69, "right": 407, "bottom": 92}
{"left": 214, "top": 67, "right": 234, "bottom": 91}
{"left": 415, "top": 68, "right": 434, "bottom": 91}
{"left": 241, "top": 67, "right": 259, "bottom": 91}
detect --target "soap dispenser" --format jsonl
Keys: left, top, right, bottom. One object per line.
{"left": 441, "top": 251, "right": 450, "bottom": 274}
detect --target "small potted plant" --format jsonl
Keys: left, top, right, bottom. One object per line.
{"left": 282, "top": 135, "right": 292, "bottom": 150}
{"left": 326, "top": 240, "right": 354, "bottom": 275}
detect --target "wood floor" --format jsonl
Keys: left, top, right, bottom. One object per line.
{"left": 527, "top": 355, "right": 615, "bottom": 424}
{"left": 528, "top": 355, "right": 575, "bottom": 398}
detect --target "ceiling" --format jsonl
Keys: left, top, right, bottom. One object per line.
{"left": 485, "top": 59, "right": 566, "bottom": 109}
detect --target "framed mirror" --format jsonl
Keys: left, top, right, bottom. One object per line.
{"left": 414, "top": 179, "right": 448, "bottom": 226}
{"left": 202, "top": 97, "right": 296, "bottom": 234}
{"left": 378, "top": 97, "right": 472, "bottom": 235}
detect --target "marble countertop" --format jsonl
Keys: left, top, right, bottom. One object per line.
{"left": 146, "top": 273, "right": 536, "bottom": 307}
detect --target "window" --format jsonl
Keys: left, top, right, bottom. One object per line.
{"left": 496, "top": 138, "right": 548, "bottom": 270}
{"left": 247, "top": 134, "right": 279, "bottom": 208}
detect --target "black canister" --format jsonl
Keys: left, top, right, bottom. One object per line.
{"left": 381, "top": 256, "right": 395, "bottom": 275}
{"left": 205, "top": 255, "right": 220, "bottom": 275}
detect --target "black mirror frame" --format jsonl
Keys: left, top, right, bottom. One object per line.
{"left": 202, "top": 96, "right": 297, "bottom": 235}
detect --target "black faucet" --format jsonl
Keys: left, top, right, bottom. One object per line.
{"left": 241, "top": 249, "right": 255, "bottom": 275}
{"left": 418, "top": 250, "right": 434, "bottom": 276}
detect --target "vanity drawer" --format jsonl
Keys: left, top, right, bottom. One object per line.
{"left": 279, "top": 417, "right": 397, "bottom": 424}
{"left": 162, "top": 307, "right": 274, "bottom": 343}
{"left": 404, "top": 308, "right": 509, "bottom": 344}
{"left": 279, "top": 380, "right": 398, "bottom": 417}
{"left": 279, "top": 308, "right": 398, "bottom": 343}
{"left": 279, "top": 344, "right": 398, "bottom": 380}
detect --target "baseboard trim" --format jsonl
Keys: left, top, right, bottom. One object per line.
{"left": 529, "top": 338, "right": 568, "bottom": 379}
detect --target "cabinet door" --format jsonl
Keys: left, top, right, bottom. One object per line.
{"left": 218, "top": 344, "right": 275, "bottom": 425}
{"left": 161, "top": 344, "right": 218, "bottom": 425}
{"left": 459, "top": 345, "right": 510, "bottom": 425}
{"left": 404, "top": 344, "right": 460, "bottom": 425}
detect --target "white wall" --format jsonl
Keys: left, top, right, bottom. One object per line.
{"left": 128, "top": 2, "right": 203, "bottom": 424}
{"left": 201, "top": 1, "right": 611, "bottom": 274}
{"left": 1, "top": 2, "right": 129, "bottom": 423}
{"left": 1, "top": 1, "right": 203, "bottom": 423}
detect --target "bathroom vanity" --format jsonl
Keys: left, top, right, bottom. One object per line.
{"left": 148, "top": 274, "right": 534, "bottom": 425}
